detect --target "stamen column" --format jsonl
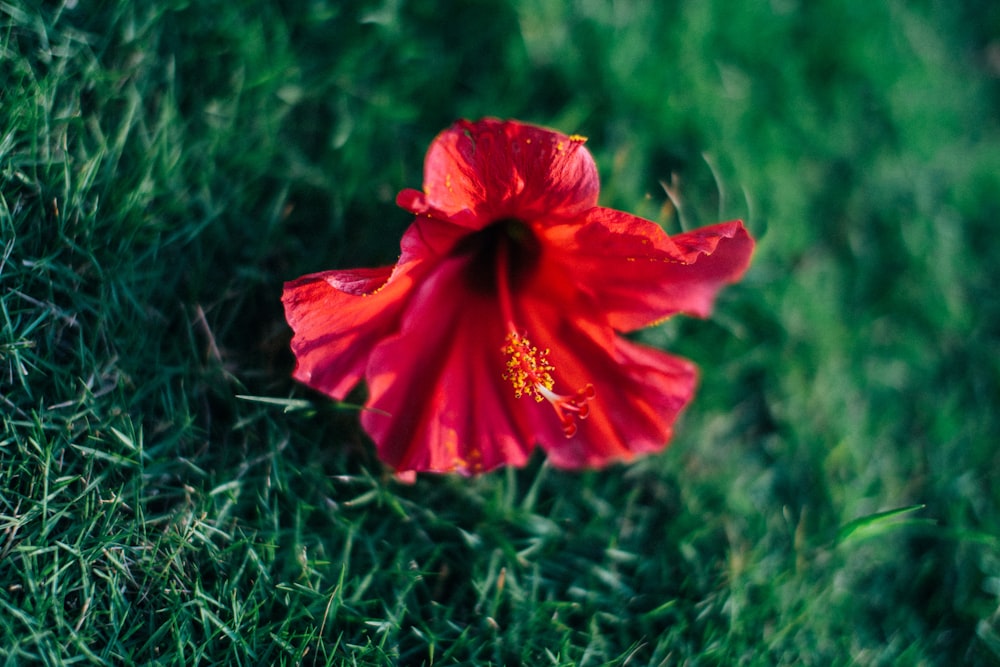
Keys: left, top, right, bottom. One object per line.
{"left": 496, "top": 227, "right": 595, "bottom": 437}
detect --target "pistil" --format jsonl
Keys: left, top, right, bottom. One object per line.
{"left": 496, "top": 224, "right": 595, "bottom": 437}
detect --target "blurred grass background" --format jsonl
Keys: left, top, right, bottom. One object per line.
{"left": 2, "top": 0, "right": 999, "bottom": 664}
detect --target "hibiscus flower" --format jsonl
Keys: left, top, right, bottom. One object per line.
{"left": 282, "top": 118, "right": 754, "bottom": 478}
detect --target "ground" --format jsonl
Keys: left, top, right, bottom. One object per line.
{"left": 2, "top": 1, "right": 999, "bottom": 664}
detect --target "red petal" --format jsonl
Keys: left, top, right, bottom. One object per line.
{"left": 515, "top": 300, "right": 698, "bottom": 469}
{"left": 281, "top": 213, "right": 471, "bottom": 404}
{"left": 547, "top": 210, "right": 754, "bottom": 331}
{"left": 397, "top": 214, "right": 470, "bottom": 263}
{"left": 281, "top": 264, "right": 415, "bottom": 400}
{"left": 644, "top": 219, "right": 754, "bottom": 320}
{"left": 360, "top": 255, "right": 534, "bottom": 475}
{"left": 397, "top": 119, "right": 600, "bottom": 227}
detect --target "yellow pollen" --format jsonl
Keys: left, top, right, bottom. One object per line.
{"left": 569, "top": 134, "right": 587, "bottom": 142}
{"left": 502, "top": 332, "right": 554, "bottom": 401}
{"left": 501, "top": 331, "right": 596, "bottom": 438}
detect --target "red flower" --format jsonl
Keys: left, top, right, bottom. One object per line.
{"left": 282, "top": 119, "right": 754, "bottom": 478}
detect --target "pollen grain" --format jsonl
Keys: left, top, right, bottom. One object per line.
{"left": 502, "top": 332, "right": 554, "bottom": 401}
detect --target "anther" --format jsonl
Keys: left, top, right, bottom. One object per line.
{"left": 501, "top": 331, "right": 595, "bottom": 438}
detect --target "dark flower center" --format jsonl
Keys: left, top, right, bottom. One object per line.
{"left": 452, "top": 218, "right": 542, "bottom": 295}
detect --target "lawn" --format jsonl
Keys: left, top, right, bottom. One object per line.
{"left": 2, "top": 0, "right": 999, "bottom": 664}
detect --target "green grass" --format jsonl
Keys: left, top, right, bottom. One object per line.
{"left": 2, "top": 0, "right": 999, "bottom": 664}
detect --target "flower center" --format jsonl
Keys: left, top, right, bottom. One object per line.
{"left": 494, "top": 222, "right": 595, "bottom": 438}
{"left": 452, "top": 218, "right": 541, "bottom": 296}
